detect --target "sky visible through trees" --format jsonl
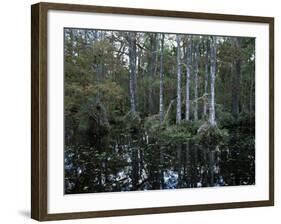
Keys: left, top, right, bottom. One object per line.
{"left": 64, "top": 28, "right": 255, "bottom": 194}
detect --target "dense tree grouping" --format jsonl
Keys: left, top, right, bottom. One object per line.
{"left": 64, "top": 29, "right": 255, "bottom": 194}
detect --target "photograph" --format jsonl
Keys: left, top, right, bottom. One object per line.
{"left": 63, "top": 28, "right": 255, "bottom": 194}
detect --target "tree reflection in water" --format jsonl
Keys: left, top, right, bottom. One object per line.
{"left": 64, "top": 115, "right": 255, "bottom": 194}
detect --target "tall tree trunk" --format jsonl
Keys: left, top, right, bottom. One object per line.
{"left": 231, "top": 37, "right": 242, "bottom": 118}
{"left": 209, "top": 36, "right": 217, "bottom": 126}
{"left": 95, "top": 31, "right": 104, "bottom": 84}
{"left": 159, "top": 34, "right": 165, "bottom": 122}
{"left": 203, "top": 37, "right": 209, "bottom": 117}
{"left": 148, "top": 34, "right": 158, "bottom": 114}
{"left": 194, "top": 41, "right": 199, "bottom": 121}
{"left": 159, "top": 35, "right": 165, "bottom": 190}
{"left": 185, "top": 37, "right": 191, "bottom": 121}
{"left": 137, "top": 43, "right": 141, "bottom": 78}
{"left": 128, "top": 32, "right": 137, "bottom": 113}
{"left": 176, "top": 35, "right": 182, "bottom": 124}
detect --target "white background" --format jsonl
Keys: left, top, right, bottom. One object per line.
{"left": 0, "top": 0, "right": 279, "bottom": 223}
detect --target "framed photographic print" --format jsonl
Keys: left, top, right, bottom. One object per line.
{"left": 31, "top": 2, "right": 274, "bottom": 221}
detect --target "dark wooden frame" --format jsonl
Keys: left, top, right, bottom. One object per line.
{"left": 31, "top": 2, "right": 274, "bottom": 221}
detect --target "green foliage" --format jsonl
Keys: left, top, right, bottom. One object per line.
{"left": 144, "top": 114, "right": 162, "bottom": 136}
{"left": 87, "top": 81, "right": 126, "bottom": 116}
{"left": 195, "top": 122, "right": 229, "bottom": 150}
{"left": 159, "top": 123, "right": 192, "bottom": 144}
{"left": 216, "top": 105, "right": 235, "bottom": 128}
{"left": 123, "top": 111, "right": 142, "bottom": 134}
{"left": 143, "top": 118, "right": 200, "bottom": 145}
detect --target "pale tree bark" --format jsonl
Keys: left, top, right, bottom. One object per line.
{"left": 209, "top": 36, "right": 217, "bottom": 126}
{"left": 176, "top": 35, "right": 182, "bottom": 124}
{"left": 159, "top": 34, "right": 165, "bottom": 122}
{"left": 203, "top": 37, "right": 209, "bottom": 117}
{"left": 128, "top": 32, "right": 137, "bottom": 113}
{"left": 159, "top": 35, "right": 164, "bottom": 190}
{"left": 194, "top": 40, "right": 199, "bottom": 121}
{"left": 185, "top": 36, "right": 192, "bottom": 121}
{"left": 183, "top": 38, "right": 192, "bottom": 176}
{"left": 137, "top": 43, "right": 141, "bottom": 78}
{"left": 128, "top": 32, "right": 139, "bottom": 189}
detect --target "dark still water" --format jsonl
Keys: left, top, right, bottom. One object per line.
{"left": 64, "top": 125, "right": 255, "bottom": 194}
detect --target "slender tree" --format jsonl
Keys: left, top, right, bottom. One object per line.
{"left": 148, "top": 34, "right": 158, "bottom": 114}
{"left": 159, "top": 34, "right": 165, "bottom": 122}
{"left": 159, "top": 35, "right": 165, "bottom": 191}
{"left": 128, "top": 32, "right": 137, "bottom": 113}
{"left": 203, "top": 37, "right": 209, "bottom": 117}
{"left": 231, "top": 37, "right": 242, "bottom": 118}
{"left": 194, "top": 40, "right": 199, "bottom": 121}
{"left": 209, "top": 36, "right": 217, "bottom": 126}
{"left": 176, "top": 35, "right": 182, "bottom": 124}
{"left": 185, "top": 36, "right": 192, "bottom": 121}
